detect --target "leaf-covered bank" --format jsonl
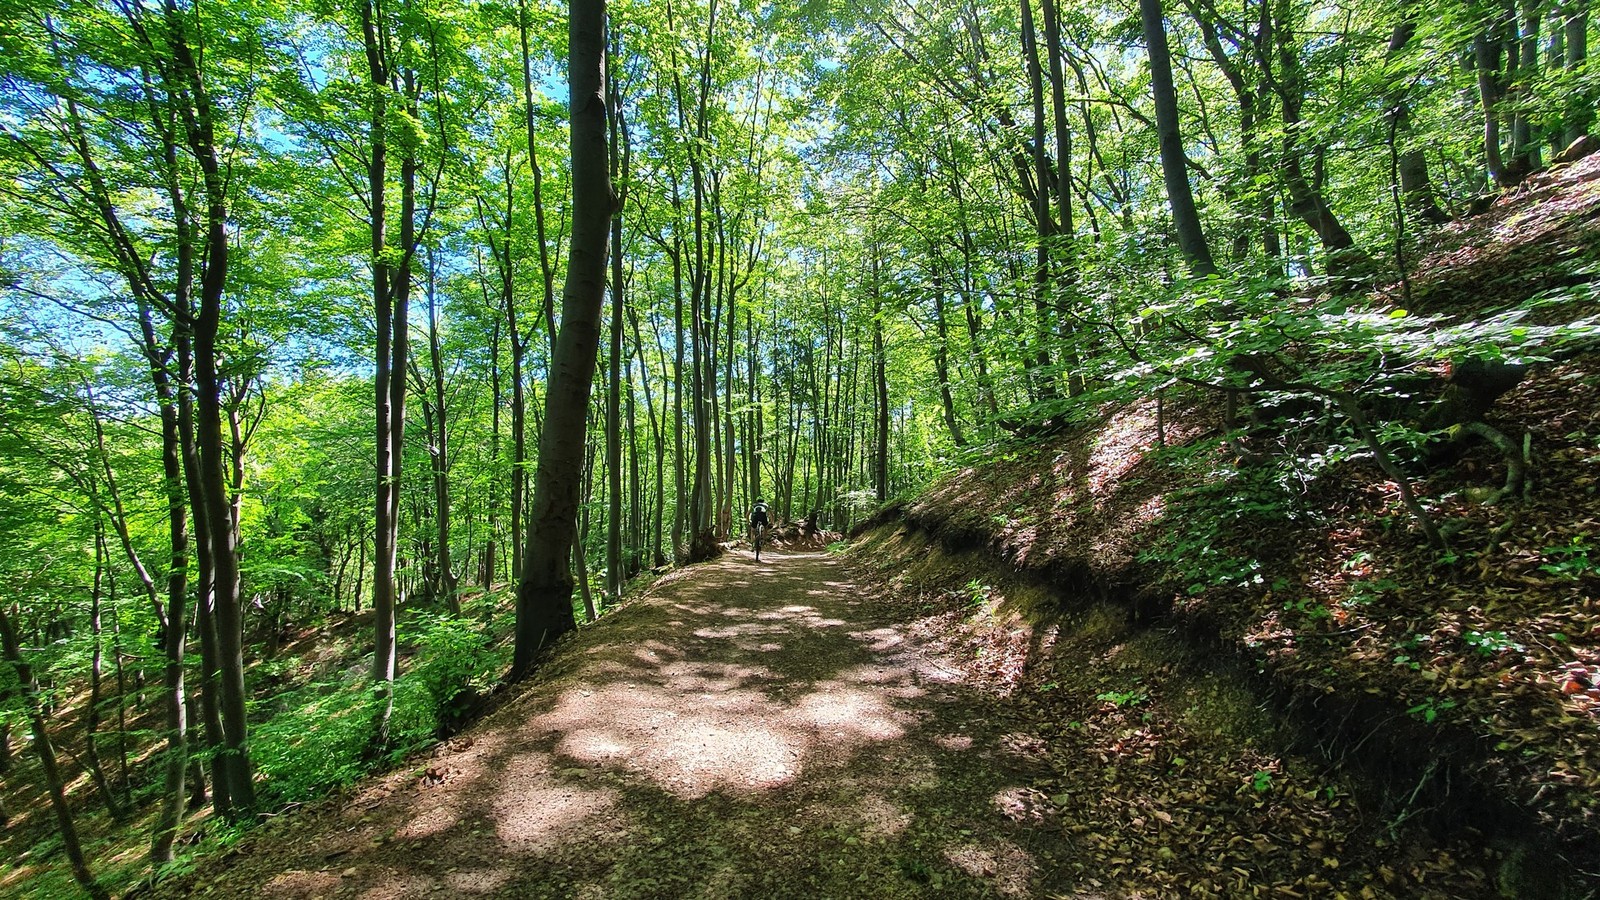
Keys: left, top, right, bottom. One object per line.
{"left": 846, "top": 526, "right": 1513, "bottom": 896}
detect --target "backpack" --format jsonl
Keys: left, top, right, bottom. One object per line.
{"left": 751, "top": 502, "right": 769, "bottom": 525}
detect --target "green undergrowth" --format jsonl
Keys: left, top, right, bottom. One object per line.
{"left": 239, "top": 594, "right": 512, "bottom": 816}
{"left": 0, "top": 587, "right": 518, "bottom": 900}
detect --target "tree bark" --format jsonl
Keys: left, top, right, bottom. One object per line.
{"left": 0, "top": 604, "right": 109, "bottom": 899}
{"left": 1020, "top": 0, "right": 1059, "bottom": 400}
{"left": 425, "top": 253, "right": 458, "bottom": 613}
{"left": 606, "top": 67, "right": 628, "bottom": 602}
{"left": 173, "top": 0, "right": 256, "bottom": 810}
{"left": 513, "top": 0, "right": 613, "bottom": 678}
{"left": 1385, "top": 18, "right": 1450, "bottom": 223}
{"left": 1141, "top": 0, "right": 1218, "bottom": 276}
{"left": 1564, "top": 0, "right": 1591, "bottom": 144}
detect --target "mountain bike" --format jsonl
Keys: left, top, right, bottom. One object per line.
{"left": 752, "top": 523, "right": 768, "bottom": 562}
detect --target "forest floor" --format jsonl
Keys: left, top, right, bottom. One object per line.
{"left": 144, "top": 544, "right": 1508, "bottom": 900}
{"left": 149, "top": 548, "right": 1080, "bottom": 899}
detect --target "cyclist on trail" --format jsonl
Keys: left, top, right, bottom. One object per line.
{"left": 750, "top": 498, "right": 771, "bottom": 561}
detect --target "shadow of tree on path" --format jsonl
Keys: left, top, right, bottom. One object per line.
{"left": 179, "top": 550, "right": 1078, "bottom": 900}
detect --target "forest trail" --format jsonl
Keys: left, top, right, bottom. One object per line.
{"left": 177, "top": 550, "right": 1069, "bottom": 899}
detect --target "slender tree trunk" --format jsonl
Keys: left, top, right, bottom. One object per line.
{"left": 0, "top": 604, "right": 109, "bottom": 900}
{"left": 486, "top": 316, "right": 502, "bottom": 589}
{"left": 129, "top": 304, "right": 193, "bottom": 859}
{"left": 512, "top": 0, "right": 613, "bottom": 678}
{"left": 633, "top": 306, "right": 668, "bottom": 567}
{"left": 1268, "top": 0, "right": 1362, "bottom": 266}
{"left": 606, "top": 69, "right": 628, "bottom": 601}
{"left": 870, "top": 255, "right": 890, "bottom": 504}
{"left": 1564, "top": 0, "right": 1591, "bottom": 144}
{"left": 187, "top": 140, "right": 255, "bottom": 819}
{"left": 83, "top": 532, "right": 129, "bottom": 821}
{"left": 193, "top": 270, "right": 254, "bottom": 816}
{"left": 520, "top": 0, "right": 560, "bottom": 347}
{"left": 671, "top": 234, "right": 687, "bottom": 560}
{"left": 1385, "top": 18, "right": 1450, "bottom": 223}
{"left": 1476, "top": 13, "right": 1519, "bottom": 186}
{"left": 179, "top": 337, "right": 231, "bottom": 820}
{"left": 1514, "top": 0, "right": 1542, "bottom": 169}
{"left": 426, "top": 252, "right": 458, "bottom": 613}
{"left": 363, "top": 0, "right": 399, "bottom": 748}
{"left": 184, "top": 692, "right": 206, "bottom": 810}
{"left": 1020, "top": 0, "right": 1059, "bottom": 400}
{"left": 579, "top": 435, "right": 600, "bottom": 622}
{"left": 1141, "top": 0, "right": 1218, "bottom": 276}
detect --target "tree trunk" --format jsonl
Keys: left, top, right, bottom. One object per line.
{"left": 1020, "top": 0, "right": 1059, "bottom": 400}
{"left": 1514, "top": 0, "right": 1542, "bottom": 170}
{"left": 871, "top": 255, "right": 890, "bottom": 504}
{"left": 512, "top": 0, "right": 613, "bottom": 678}
{"left": 363, "top": 0, "right": 398, "bottom": 747}
{"left": 83, "top": 533, "right": 129, "bottom": 822}
{"left": 426, "top": 252, "right": 458, "bottom": 614}
{"left": 606, "top": 71, "right": 628, "bottom": 601}
{"left": 183, "top": 59, "right": 256, "bottom": 815}
{"left": 1267, "top": 0, "right": 1362, "bottom": 267}
{"left": 632, "top": 305, "right": 669, "bottom": 567}
{"left": 1476, "top": 14, "right": 1521, "bottom": 186}
{"left": 1141, "top": 0, "right": 1218, "bottom": 276}
{"left": 1385, "top": 19, "right": 1450, "bottom": 223}
{"left": 179, "top": 336, "right": 231, "bottom": 821}
{"left": 1564, "top": 0, "right": 1591, "bottom": 144}
{"left": 0, "top": 604, "right": 109, "bottom": 899}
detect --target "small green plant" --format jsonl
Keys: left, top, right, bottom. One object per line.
{"left": 390, "top": 612, "right": 496, "bottom": 752}
{"left": 896, "top": 856, "right": 932, "bottom": 883}
{"left": 1392, "top": 632, "right": 1431, "bottom": 670}
{"left": 1283, "top": 598, "right": 1332, "bottom": 621}
{"left": 964, "top": 578, "right": 991, "bottom": 606}
{"left": 1462, "top": 630, "right": 1523, "bottom": 657}
{"left": 1249, "top": 770, "right": 1274, "bottom": 793}
{"left": 1540, "top": 538, "right": 1598, "bottom": 579}
{"left": 1037, "top": 680, "right": 1060, "bottom": 693}
{"left": 1096, "top": 689, "right": 1148, "bottom": 708}
{"left": 1343, "top": 576, "right": 1400, "bottom": 607}
{"left": 252, "top": 681, "right": 375, "bottom": 805}
{"left": 826, "top": 540, "right": 850, "bottom": 555}
{"left": 1406, "top": 697, "right": 1458, "bottom": 724}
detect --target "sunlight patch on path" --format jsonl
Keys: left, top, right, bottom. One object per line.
{"left": 201, "top": 550, "right": 1061, "bottom": 899}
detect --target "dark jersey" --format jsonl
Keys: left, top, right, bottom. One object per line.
{"left": 750, "top": 504, "right": 769, "bottom": 527}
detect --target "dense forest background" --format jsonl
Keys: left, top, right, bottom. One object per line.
{"left": 1, "top": 0, "right": 1596, "bottom": 892}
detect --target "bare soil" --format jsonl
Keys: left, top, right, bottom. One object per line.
{"left": 152, "top": 549, "right": 1076, "bottom": 899}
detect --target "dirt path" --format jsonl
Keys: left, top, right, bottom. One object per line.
{"left": 183, "top": 550, "right": 1071, "bottom": 899}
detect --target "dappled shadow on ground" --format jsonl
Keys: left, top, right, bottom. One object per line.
{"left": 174, "top": 550, "right": 1069, "bottom": 900}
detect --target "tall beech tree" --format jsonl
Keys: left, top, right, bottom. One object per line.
{"left": 513, "top": 0, "right": 613, "bottom": 677}
{"left": 1141, "top": 0, "right": 1218, "bottom": 276}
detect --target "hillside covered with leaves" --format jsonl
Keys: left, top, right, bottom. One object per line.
{"left": 861, "top": 150, "right": 1600, "bottom": 894}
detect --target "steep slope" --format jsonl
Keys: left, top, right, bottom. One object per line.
{"left": 858, "top": 151, "right": 1600, "bottom": 894}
